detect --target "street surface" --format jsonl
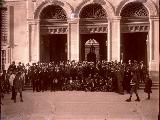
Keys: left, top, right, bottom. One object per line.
{"left": 1, "top": 90, "right": 159, "bottom": 120}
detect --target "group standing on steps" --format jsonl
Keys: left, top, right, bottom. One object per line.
{"left": 0, "top": 59, "right": 152, "bottom": 104}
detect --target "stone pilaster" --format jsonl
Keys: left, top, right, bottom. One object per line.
{"left": 29, "top": 19, "right": 40, "bottom": 63}
{"left": 148, "top": 16, "right": 159, "bottom": 72}
{"left": 7, "top": 6, "right": 14, "bottom": 64}
{"left": 68, "top": 18, "right": 80, "bottom": 61}
{"left": 110, "top": 16, "right": 121, "bottom": 62}
{"left": 107, "top": 20, "right": 111, "bottom": 61}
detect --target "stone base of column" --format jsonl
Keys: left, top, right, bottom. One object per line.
{"left": 149, "top": 60, "right": 159, "bottom": 72}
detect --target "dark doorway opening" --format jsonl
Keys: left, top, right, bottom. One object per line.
{"left": 80, "top": 33, "right": 107, "bottom": 61}
{"left": 40, "top": 34, "right": 67, "bottom": 63}
{"left": 121, "top": 32, "right": 148, "bottom": 65}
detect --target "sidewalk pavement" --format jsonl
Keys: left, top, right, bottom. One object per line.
{"left": 1, "top": 90, "right": 159, "bottom": 120}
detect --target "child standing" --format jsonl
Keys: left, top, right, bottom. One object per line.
{"left": 144, "top": 74, "right": 152, "bottom": 99}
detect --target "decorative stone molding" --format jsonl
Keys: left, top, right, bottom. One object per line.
{"left": 27, "top": 19, "right": 40, "bottom": 25}
{"left": 68, "top": 18, "right": 80, "bottom": 23}
{"left": 40, "top": 26, "right": 68, "bottom": 34}
{"left": 116, "top": 0, "right": 158, "bottom": 16}
{"left": 80, "top": 25, "right": 108, "bottom": 34}
{"left": 149, "top": 15, "right": 159, "bottom": 20}
{"left": 121, "top": 24, "right": 149, "bottom": 33}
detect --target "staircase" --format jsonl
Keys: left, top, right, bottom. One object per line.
{"left": 139, "top": 72, "right": 159, "bottom": 90}
{"left": 24, "top": 82, "right": 32, "bottom": 90}
{"left": 24, "top": 72, "right": 159, "bottom": 91}
{"left": 139, "top": 80, "right": 159, "bottom": 90}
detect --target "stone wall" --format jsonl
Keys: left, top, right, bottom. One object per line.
{"left": 3, "top": 0, "right": 159, "bottom": 72}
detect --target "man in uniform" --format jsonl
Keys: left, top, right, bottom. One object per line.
{"left": 126, "top": 71, "right": 140, "bottom": 102}
{"left": 13, "top": 71, "right": 24, "bottom": 102}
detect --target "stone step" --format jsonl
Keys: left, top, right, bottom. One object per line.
{"left": 139, "top": 82, "right": 159, "bottom": 90}
{"left": 24, "top": 82, "right": 159, "bottom": 90}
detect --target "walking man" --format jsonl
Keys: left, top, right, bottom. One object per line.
{"left": 126, "top": 71, "right": 140, "bottom": 102}
{"left": 13, "top": 71, "right": 24, "bottom": 103}
{"left": 9, "top": 70, "right": 16, "bottom": 100}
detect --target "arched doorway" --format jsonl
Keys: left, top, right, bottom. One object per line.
{"left": 120, "top": 2, "right": 149, "bottom": 65}
{"left": 79, "top": 3, "right": 108, "bottom": 61}
{"left": 85, "top": 39, "right": 99, "bottom": 61}
{"left": 40, "top": 5, "right": 68, "bottom": 63}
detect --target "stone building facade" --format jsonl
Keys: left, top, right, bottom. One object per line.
{"left": 0, "top": 0, "right": 159, "bottom": 72}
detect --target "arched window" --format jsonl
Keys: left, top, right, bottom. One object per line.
{"left": 121, "top": 2, "right": 149, "bottom": 18}
{"left": 40, "top": 5, "right": 67, "bottom": 20}
{"left": 80, "top": 3, "right": 107, "bottom": 19}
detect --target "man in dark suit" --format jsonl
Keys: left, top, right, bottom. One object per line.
{"left": 8, "top": 61, "right": 16, "bottom": 73}
{"left": 87, "top": 46, "right": 96, "bottom": 63}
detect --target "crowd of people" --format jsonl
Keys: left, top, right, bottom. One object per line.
{"left": 0, "top": 59, "right": 153, "bottom": 103}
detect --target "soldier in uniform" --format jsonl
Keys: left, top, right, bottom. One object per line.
{"left": 126, "top": 71, "right": 140, "bottom": 102}
{"left": 13, "top": 71, "right": 24, "bottom": 102}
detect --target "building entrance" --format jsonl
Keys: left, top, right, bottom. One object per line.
{"left": 79, "top": 3, "right": 108, "bottom": 62}
{"left": 121, "top": 32, "right": 148, "bottom": 64}
{"left": 80, "top": 33, "right": 107, "bottom": 61}
{"left": 39, "top": 4, "right": 68, "bottom": 63}
{"left": 40, "top": 34, "right": 67, "bottom": 62}
{"left": 120, "top": 2, "right": 149, "bottom": 65}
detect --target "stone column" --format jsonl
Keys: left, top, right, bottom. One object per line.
{"left": 7, "top": 6, "right": 14, "bottom": 64}
{"left": 30, "top": 19, "right": 40, "bottom": 63}
{"left": 110, "top": 16, "right": 121, "bottom": 62}
{"left": 107, "top": 20, "right": 111, "bottom": 61}
{"left": 27, "top": 21, "right": 32, "bottom": 63}
{"left": 7, "top": 6, "right": 11, "bottom": 64}
{"left": 68, "top": 18, "right": 80, "bottom": 61}
{"left": 148, "top": 16, "right": 159, "bottom": 72}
